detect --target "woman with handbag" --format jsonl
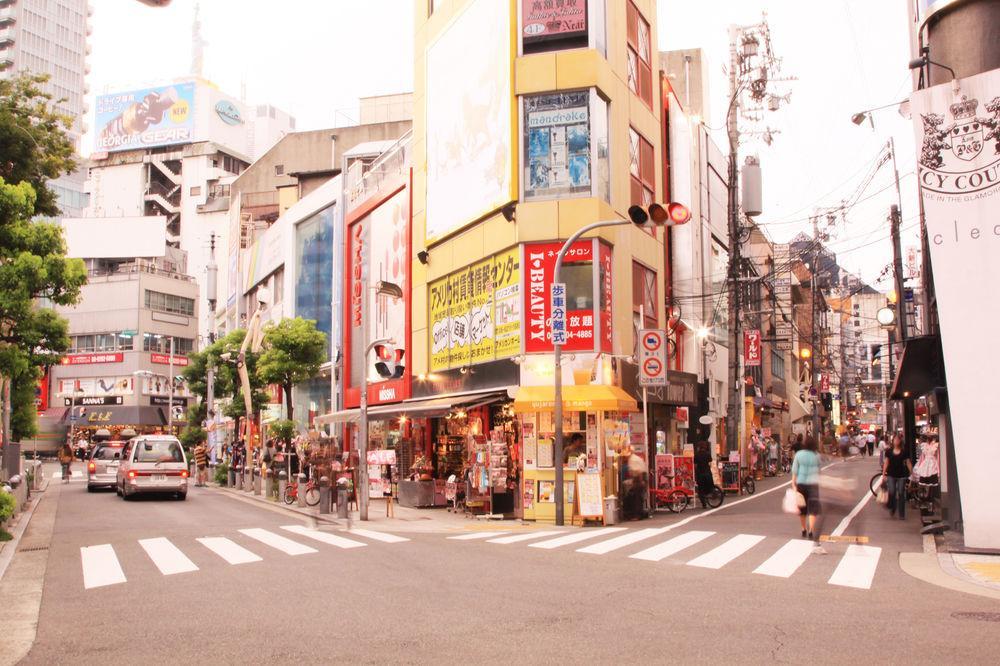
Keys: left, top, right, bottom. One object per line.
{"left": 882, "top": 434, "right": 912, "bottom": 520}
{"left": 791, "top": 436, "right": 824, "bottom": 552}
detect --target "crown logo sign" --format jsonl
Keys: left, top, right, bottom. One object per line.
{"left": 950, "top": 96, "right": 978, "bottom": 121}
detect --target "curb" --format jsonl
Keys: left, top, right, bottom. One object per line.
{"left": 207, "top": 485, "right": 347, "bottom": 526}
{"left": 0, "top": 487, "right": 46, "bottom": 583}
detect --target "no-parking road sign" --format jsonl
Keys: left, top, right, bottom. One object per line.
{"left": 639, "top": 328, "right": 667, "bottom": 387}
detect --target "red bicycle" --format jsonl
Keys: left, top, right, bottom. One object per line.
{"left": 650, "top": 476, "right": 724, "bottom": 513}
{"left": 283, "top": 478, "right": 320, "bottom": 506}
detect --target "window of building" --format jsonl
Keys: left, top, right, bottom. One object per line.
{"left": 142, "top": 334, "right": 194, "bottom": 355}
{"left": 626, "top": 1, "right": 652, "bottom": 107}
{"left": 771, "top": 349, "right": 785, "bottom": 380}
{"left": 628, "top": 126, "right": 655, "bottom": 209}
{"left": 522, "top": 89, "right": 609, "bottom": 202}
{"left": 190, "top": 186, "right": 201, "bottom": 196}
{"left": 710, "top": 239, "right": 729, "bottom": 342}
{"left": 631, "top": 261, "right": 657, "bottom": 330}
{"left": 144, "top": 290, "right": 195, "bottom": 316}
{"left": 274, "top": 164, "right": 285, "bottom": 176}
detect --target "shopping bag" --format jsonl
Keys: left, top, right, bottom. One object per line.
{"left": 877, "top": 486, "right": 889, "bottom": 505}
{"left": 782, "top": 488, "right": 804, "bottom": 514}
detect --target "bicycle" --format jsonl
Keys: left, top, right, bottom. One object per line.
{"left": 741, "top": 470, "right": 756, "bottom": 495}
{"left": 869, "top": 473, "right": 940, "bottom": 514}
{"left": 283, "top": 477, "right": 320, "bottom": 506}
{"left": 650, "top": 477, "right": 724, "bottom": 513}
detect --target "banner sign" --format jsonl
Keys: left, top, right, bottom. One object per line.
{"left": 61, "top": 353, "right": 123, "bottom": 365}
{"left": 743, "top": 329, "right": 762, "bottom": 367}
{"left": 94, "top": 82, "right": 196, "bottom": 153}
{"left": 910, "top": 67, "right": 1000, "bottom": 547}
{"left": 150, "top": 353, "right": 189, "bottom": 367}
{"left": 64, "top": 395, "right": 123, "bottom": 407}
{"left": 522, "top": 0, "right": 587, "bottom": 44}
{"left": 428, "top": 247, "right": 521, "bottom": 372}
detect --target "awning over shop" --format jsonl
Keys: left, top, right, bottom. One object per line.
{"left": 890, "top": 335, "right": 945, "bottom": 400}
{"left": 512, "top": 384, "right": 639, "bottom": 413}
{"left": 315, "top": 389, "right": 514, "bottom": 425}
{"left": 789, "top": 393, "right": 811, "bottom": 423}
{"left": 58, "top": 405, "right": 166, "bottom": 427}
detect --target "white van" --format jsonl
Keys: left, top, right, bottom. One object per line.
{"left": 116, "top": 435, "right": 189, "bottom": 501}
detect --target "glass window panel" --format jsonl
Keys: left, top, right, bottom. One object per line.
{"left": 562, "top": 263, "right": 593, "bottom": 311}
{"left": 523, "top": 90, "right": 594, "bottom": 201}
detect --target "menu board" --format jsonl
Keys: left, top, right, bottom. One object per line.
{"left": 576, "top": 472, "right": 604, "bottom": 519}
{"left": 537, "top": 438, "right": 554, "bottom": 468}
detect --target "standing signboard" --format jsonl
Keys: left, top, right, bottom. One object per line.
{"left": 638, "top": 329, "right": 667, "bottom": 387}
{"left": 575, "top": 472, "right": 604, "bottom": 522}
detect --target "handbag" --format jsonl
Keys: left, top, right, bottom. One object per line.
{"left": 782, "top": 488, "right": 804, "bottom": 514}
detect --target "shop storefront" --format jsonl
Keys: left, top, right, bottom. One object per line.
{"left": 513, "top": 384, "right": 638, "bottom": 524}
{"left": 59, "top": 405, "right": 171, "bottom": 438}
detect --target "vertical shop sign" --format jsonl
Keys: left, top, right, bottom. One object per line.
{"left": 524, "top": 91, "right": 591, "bottom": 199}
{"left": 522, "top": 0, "right": 588, "bottom": 44}
{"left": 599, "top": 242, "right": 613, "bottom": 353}
{"left": 523, "top": 240, "right": 600, "bottom": 353}
{"left": 743, "top": 329, "right": 762, "bottom": 366}
{"left": 550, "top": 282, "right": 567, "bottom": 345}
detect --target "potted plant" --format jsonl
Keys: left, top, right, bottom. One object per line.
{"left": 411, "top": 454, "right": 433, "bottom": 481}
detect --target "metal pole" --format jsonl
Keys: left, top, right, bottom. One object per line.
{"left": 811, "top": 217, "right": 821, "bottom": 441}
{"left": 167, "top": 336, "right": 174, "bottom": 433}
{"left": 553, "top": 218, "right": 631, "bottom": 526}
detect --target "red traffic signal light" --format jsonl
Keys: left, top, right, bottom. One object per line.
{"left": 628, "top": 203, "right": 691, "bottom": 226}
{"left": 373, "top": 344, "right": 405, "bottom": 380}
{"left": 666, "top": 202, "right": 691, "bottom": 225}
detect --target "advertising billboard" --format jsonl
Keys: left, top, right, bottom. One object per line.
{"left": 425, "top": 0, "right": 514, "bottom": 243}
{"left": 522, "top": 0, "right": 587, "bottom": 44}
{"left": 429, "top": 246, "right": 521, "bottom": 372}
{"left": 94, "top": 82, "right": 196, "bottom": 152}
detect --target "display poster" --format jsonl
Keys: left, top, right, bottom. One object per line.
{"left": 522, "top": 0, "right": 587, "bottom": 44}
{"left": 564, "top": 481, "right": 575, "bottom": 506}
{"left": 673, "top": 456, "right": 695, "bottom": 495}
{"left": 524, "top": 239, "right": 605, "bottom": 353}
{"left": 366, "top": 450, "right": 397, "bottom": 466}
{"left": 524, "top": 91, "right": 591, "bottom": 200}
{"left": 586, "top": 413, "right": 599, "bottom": 472}
{"left": 522, "top": 417, "right": 537, "bottom": 467}
{"left": 576, "top": 472, "right": 604, "bottom": 518}
{"left": 538, "top": 479, "right": 555, "bottom": 503}
{"left": 655, "top": 453, "right": 675, "bottom": 490}
{"left": 523, "top": 478, "right": 535, "bottom": 510}
{"left": 538, "top": 411, "right": 553, "bottom": 434}
{"left": 537, "top": 438, "right": 554, "bottom": 468}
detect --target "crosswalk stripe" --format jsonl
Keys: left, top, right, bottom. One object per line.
{"left": 447, "top": 531, "right": 508, "bottom": 541}
{"left": 138, "top": 537, "right": 199, "bottom": 575}
{"left": 486, "top": 530, "right": 565, "bottom": 544}
{"left": 629, "top": 530, "right": 715, "bottom": 562}
{"left": 238, "top": 528, "right": 317, "bottom": 556}
{"left": 528, "top": 527, "right": 628, "bottom": 550}
{"left": 687, "top": 534, "right": 765, "bottom": 569}
{"left": 576, "top": 527, "right": 666, "bottom": 555}
{"left": 828, "top": 544, "right": 882, "bottom": 589}
{"left": 753, "top": 539, "right": 814, "bottom": 578}
{"left": 281, "top": 525, "right": 366, "bottom": 549}
{"left": 347, "top": 528, "right": 409, "bottom": 544}
{"left": 197, "top": 537, "right": 262, "bottom": 565}
{"left": 81, "top": 544, "right": 127, "bottom": 589}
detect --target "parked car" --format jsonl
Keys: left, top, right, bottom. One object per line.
{"left": 116, "top": 435, "right": 189, "bottom": 501}
{"left": 87, "top": 441, "right": 125, "bottom": 492}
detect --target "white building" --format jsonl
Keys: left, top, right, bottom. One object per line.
{"left": 83, "top": 77, "right": 295, "bottom": 338}
{"left": 0, "top": 0, "right": 92, "bottom": 217}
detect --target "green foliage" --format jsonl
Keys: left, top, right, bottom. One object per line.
{"left": 257, "top": 318, "right": 327, "bottom": 421}
{"left": 0, "top": 490, "right": 16, "bottom": 523}
{"left": 0, "top": 73, "right": 77, "bottom": 218}
{"left": 268, "top": 418, "right": 296, "bottom": 444}
{"left": 182, "top": 329, "right": 267, "bottom": 420}
{"left": 179, "top": 425, "right": 205, "bottom": 450}
{"left": 214, "top": 463, "right": 229, "bottom": 486}
{"left": 0, "top": 175, "right": 84, "bottom": 441}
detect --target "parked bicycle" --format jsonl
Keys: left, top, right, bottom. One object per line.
{"left": 869, "top": 472, "right": 939, "bottom": 514}
{"left": 650, "top": 476, "right": 724, "bottom": 513}
{"left": 283, "top": 477, "right": 320, "bottom": 506}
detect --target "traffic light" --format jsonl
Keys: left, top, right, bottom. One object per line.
{"left": 628, "top": 202, "right": 691, "bottom": 227}
{"left": 374, "top": 344, "right": 405, "bottom": 379}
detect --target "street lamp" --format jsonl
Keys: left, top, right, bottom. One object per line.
{"left": 551, "top": 203, "right": 690, "bottom": 526}
{"left": 358, "top": 279, "right": 403, "bottom": 521}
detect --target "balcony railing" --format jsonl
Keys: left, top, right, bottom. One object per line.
{"left": 86, "top": 262, "right": 195, "bottom": 283}
{"left": 345, "top": 130, "right": 412, "bottom": 212}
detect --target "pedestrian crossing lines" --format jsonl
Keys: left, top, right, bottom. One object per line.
{"left": 80, "top": 526, "right": 409, "bottom": 590}
{"left": 445, "top": 527, "right": 884, "bottom": 590}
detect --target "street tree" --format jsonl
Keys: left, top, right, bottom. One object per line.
{"left": 180, "top": 329, "right": 267, "bottom": 423}
{"left": 0, "top": 179, "right": 84, "bottom": 441}
{"left": 0, "top": 73, "right": 77, "bottom": 218}
{"left": 257, "top": 318, "right": 327, "bottom": 422}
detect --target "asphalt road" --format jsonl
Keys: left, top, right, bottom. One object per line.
{"left": 15, "top": 456, "right": 1000, "bottom": 664}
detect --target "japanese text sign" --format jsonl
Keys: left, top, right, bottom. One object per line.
{"left": 744, "top": 329, "right": 762, "bottom": 367}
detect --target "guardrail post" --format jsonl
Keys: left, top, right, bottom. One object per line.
{"left": 319, "top": 476, "right": 331, "bottom": 514}
{"left": 297, "top": 473, "right": 307, "bottom": 508}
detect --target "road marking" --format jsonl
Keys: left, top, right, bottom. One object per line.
{"left": 238, "top": 528, "right": 317, "bottom": 556}
{"left": 828, "top": 544, "right": 882, "bottom": 589}
{"left": 687, "top": 534, "right": 765, "bottom": 569}
{"left": 281, "top": 525, "right": 366, "bottom": 549}
{"left": 486, "top": 530, "right": 565, "bottom": 544}
{"left": 80, "top": 544, "right": 127, "bottom": 589}
{"left": 577, "top": 528, "right": 667, "bottom": 555}
{"left": 753, "top": 539, "right": 815, "bottom": 578}
{"left": 831, "top": 489, "right": 875, "bottom": 537}
{"left": 138, "top": 537, "right": 199, "bottom": 576}
{"left": 528, "top": 527, "right": 628, "bottom": 550}
{"left": 347, "top": 529, "right": 409, "bottom": 543}
{"left": 447, "top": 531, "right": 508, "bottom": 540}
{"left": 629, "top": 531, "right": 715, "bottom": 562}
{"left": 197, "top": 537, "right": 262, "bottom": 565}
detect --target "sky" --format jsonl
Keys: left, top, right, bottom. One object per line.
{"left": 86, "top": 0, "right": 920, "bottom": 287}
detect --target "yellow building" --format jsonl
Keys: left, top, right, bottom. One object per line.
{"left": 410, "top": 0, "right": 666, "bottom": 522}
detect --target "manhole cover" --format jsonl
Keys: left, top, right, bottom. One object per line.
{"left": 18, "top": 546, "right": 49, "bottom": 553}
{"left": 952, "top": 612, "right": 1000, "bottom": 622}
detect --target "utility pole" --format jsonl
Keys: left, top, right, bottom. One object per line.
{"left": 725, "top": 25, "right": 743, "bottom": 456}
{"left": 810, "top": 217, "right": 820, "bottom": 440}
{"left": 206, "top": 232, "right": 218, "bottom": 459}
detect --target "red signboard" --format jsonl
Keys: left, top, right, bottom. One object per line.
{"left": 676, "top": 406, "right": 689, "bottom": 426}
{"left": 61, "top": 353, "right": 123, "bottom": 365}
{"left": 524, "top": 239, "right": 610, "bottom": 353}
{"left": 821, "top": 373, "right": 830, "bottom": 393}
{"left": 743, "top": 329, "right": 762, "bottom": 367}
{"left": 150, "top": 353, "right": 189, "bottom": 367}
{"left": 522, "top": 0, "right": 587, "bottom": 44}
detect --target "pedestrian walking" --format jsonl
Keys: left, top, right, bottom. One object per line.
{"left": 57, "top": 441, "right": 74, "bottom": 483}
{"left": 193, "top": 440, "right": 209, "bottom": 487}
{"left": 694, "top": 441, "right": 714, "bottom": 509}
{"left": 866, "top": 431, "right": 876, "bottom": 457}
{"left": 881, "top": 434, "right": 913, "bottom": 520}
{"left": 877, "top": 434, "right": 888, "bottom": 467}
{"left": 791, "top": 436, "right": 825, "bottom": 552}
